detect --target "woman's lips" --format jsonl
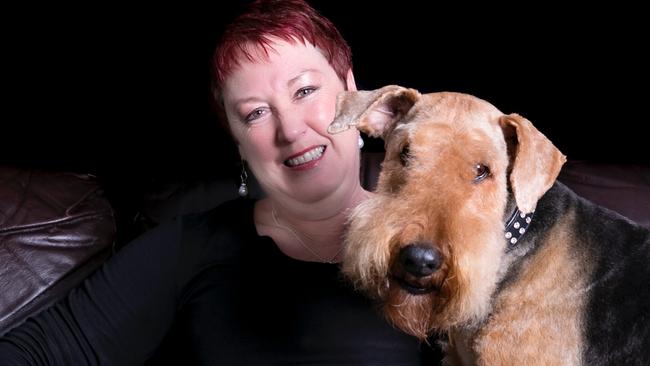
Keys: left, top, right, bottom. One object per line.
{"left": 284, "top": 145, "right": 326, "bottom": 168}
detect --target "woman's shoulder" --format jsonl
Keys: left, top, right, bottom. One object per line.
{"left": 173, "top": 198, "right": 259, "bottom": 261}
{"left": 180, "top": 198, "right": 255, "bottom": 232}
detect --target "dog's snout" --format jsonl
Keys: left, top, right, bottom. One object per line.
{"left": 398, "top": 243, "right": 441, "bottom": 277}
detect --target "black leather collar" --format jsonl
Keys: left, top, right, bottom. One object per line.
{"left": 505, "top": 208, "right": 534, "bottom": 246}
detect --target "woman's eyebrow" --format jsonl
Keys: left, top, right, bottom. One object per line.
{"left": 232, "top": 96, "right": 263, "bottom": 109}
{"left": 287, "top": 69, "right": 319, "bottom": 87}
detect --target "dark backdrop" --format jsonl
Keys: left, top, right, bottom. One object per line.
{"left": 4, "top": 2, "right": 648, "bottom": 184}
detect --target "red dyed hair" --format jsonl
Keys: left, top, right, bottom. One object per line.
{"left": 212, "top": 0, "right": 352, "bottom": 110}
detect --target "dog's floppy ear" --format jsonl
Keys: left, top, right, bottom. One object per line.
{"left": 328, "top": 85, "right": 420, "bottom": 138}
{"left": 499, "top": 113, "right": 567, "bottom": 213}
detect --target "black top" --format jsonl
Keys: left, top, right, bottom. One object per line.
{"left": 0, "top": 199, "right": 440, "bottom": 365}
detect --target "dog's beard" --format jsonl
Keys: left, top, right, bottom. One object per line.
{"left": 379, "top": 258, "right": 476, "bottom": 339}
{"left": 382, "top": 287, "right": 437, "bottom": 340}
{"left": 342, "top": 195, "right": 506, "bottom": 338}
{"left": 341, "top": 198, "right": 395, "bottom": 298}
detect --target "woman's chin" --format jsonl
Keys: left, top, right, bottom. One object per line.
{"left": 302, "top": 176, "right": 360, "bottom": 203}
{"left": 290, "top": 185, "right": 337, "bottom": 203}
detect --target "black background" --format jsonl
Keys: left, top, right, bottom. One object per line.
{"left": 4, "top": 2, "right": 648, "bottom": 184}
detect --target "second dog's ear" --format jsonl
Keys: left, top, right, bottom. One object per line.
{"left": 328, "top": 85, "right": 420, "bottom": 138}
{"left": 499, "top": 114, "right": 567, "bottom": 213}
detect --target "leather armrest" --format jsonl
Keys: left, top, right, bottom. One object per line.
{"left": 0, "top": 166, "right": 116, "bottom": 335}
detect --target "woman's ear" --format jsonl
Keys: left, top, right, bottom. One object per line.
{"left": 346, "top": 68, "right": 357, "bottom": 91}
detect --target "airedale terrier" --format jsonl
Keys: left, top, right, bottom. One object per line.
{"left": 328, "top": 85, "right": 650, "bottom": 365}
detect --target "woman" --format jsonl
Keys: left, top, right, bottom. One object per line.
{"left": 0, "top": 1, "right": 441, "bottom": 364}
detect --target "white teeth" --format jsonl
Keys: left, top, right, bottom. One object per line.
{"left": 285, "top": 146, "right": 325, "bottom": 167}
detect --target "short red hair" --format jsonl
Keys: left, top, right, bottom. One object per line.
{"left": 212, "top": 0, "right": 352, "bottom": 108}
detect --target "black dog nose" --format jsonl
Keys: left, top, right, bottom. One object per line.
{"left": 398, "top": 243, "right": 441, "bottom": 277}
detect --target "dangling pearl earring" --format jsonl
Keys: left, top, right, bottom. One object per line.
{"left": 358, "top": 135, "right": 364, "bottom": 149}
{"left": 238, "top": 161, "right": 249, "bottom": 197}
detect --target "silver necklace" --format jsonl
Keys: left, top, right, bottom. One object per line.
{"left": 271, "top": 206, "right": 344, "bottom": 264}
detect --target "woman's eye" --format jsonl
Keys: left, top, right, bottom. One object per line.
{"left": 474, "top": 163, "right": 491, "bottom": 182}
{"left": 399, "top": 144, "right": 411, "bottom": 166}
{"left": 295, "top": 87, "right": 316, "bottom": 99}
{"left": 244, "top": 108, "right": 267, "bottom": 123}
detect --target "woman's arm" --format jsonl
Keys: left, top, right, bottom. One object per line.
{"left": 0, "top": 219, "right": 186, "bottom": 365}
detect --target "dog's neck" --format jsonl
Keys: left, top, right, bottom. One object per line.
{"left": 469, "top": 198, "right": 540, "bottom": 333}
{"left": 447, "top": 194, "right": 549, "bottom": 363}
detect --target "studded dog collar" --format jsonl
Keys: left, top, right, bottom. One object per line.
{"left": 505, "top": 208, "right": 534, "bottom": 246}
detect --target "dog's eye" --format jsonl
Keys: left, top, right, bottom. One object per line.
{"left": 399, "top": 144, "right": 411, "bottom": 166}
{"left": 474, "top": 164, "right": 490, "bottom": 182}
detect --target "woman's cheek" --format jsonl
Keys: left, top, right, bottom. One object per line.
{"left": 309, "top": 97, "right": 337, "bottom": 131}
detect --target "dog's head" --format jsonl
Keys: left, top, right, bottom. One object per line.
{"left": 330, "top": 85, "right": 566, "bottom": 339}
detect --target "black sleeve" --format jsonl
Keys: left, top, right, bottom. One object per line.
{"left": 0, "top": 218, "right": 189, "bottom": 365}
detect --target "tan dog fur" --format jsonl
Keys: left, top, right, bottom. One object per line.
{"left": 329, "top": 85, "right": 571, "bottom": 364}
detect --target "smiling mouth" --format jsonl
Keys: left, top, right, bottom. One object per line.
{"left": 284, "top": 146, "right": 325, "bottom": 167}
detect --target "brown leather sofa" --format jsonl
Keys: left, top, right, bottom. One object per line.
{"left": 0, "top": 167, "right": 115, "bottom": 335}
{"left": 0, "top": 155, "right": 648, "bottom": 336}
{"left": 557, "top": 161, "right": 650, "bottom": 228}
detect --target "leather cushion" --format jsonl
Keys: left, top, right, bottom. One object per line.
{"left": 0, "top": 166, "right": 115, "bottom": 335}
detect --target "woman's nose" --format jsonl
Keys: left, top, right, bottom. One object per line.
{"left": 275, "top": 115, "right": 307, "bottom": 143}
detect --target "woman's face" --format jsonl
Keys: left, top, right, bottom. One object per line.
{"left": 222, "top": 39, "right": 359, "bottom": 206}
